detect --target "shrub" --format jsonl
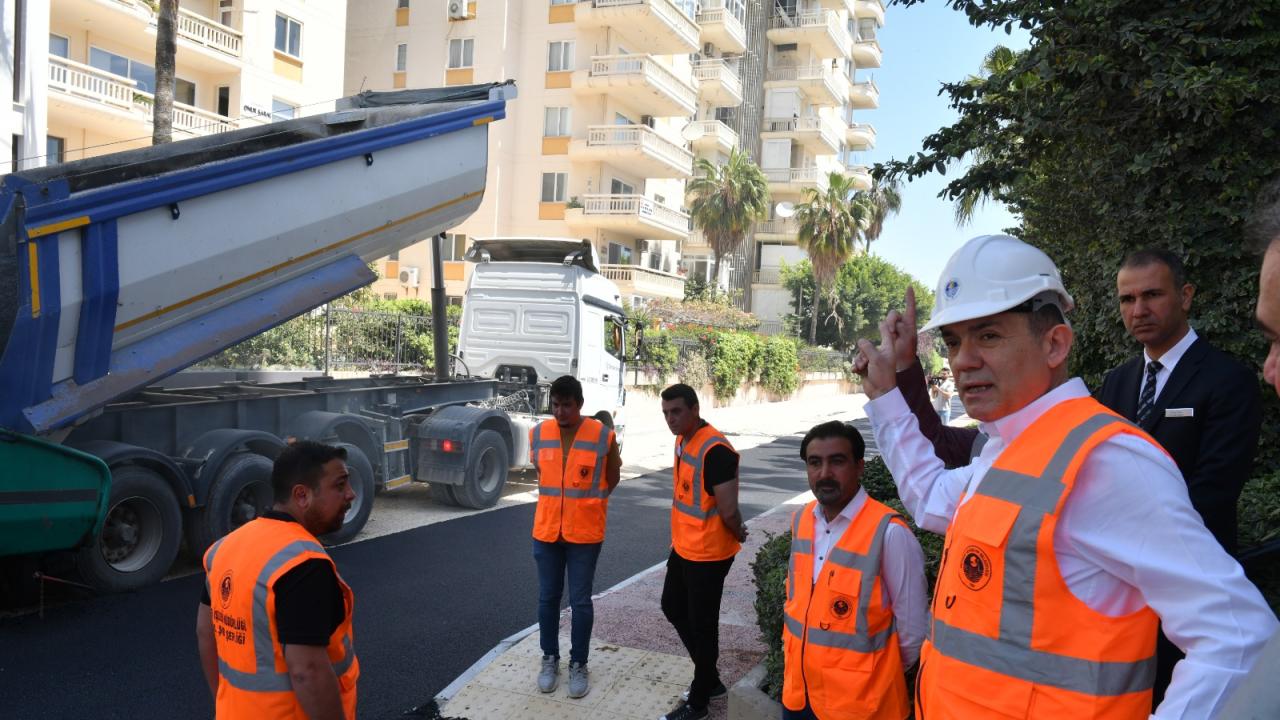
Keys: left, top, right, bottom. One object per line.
{"left": 760, "top": 336, "right": 800, "bottom": 396}
{"left": 679, "top": 352, "right": 710, "bottom": 393}
{"left": 709, "top": 331, "right": 762, "bottom": 399}
{"left": 638, "top": 330, "right": 679, "bottom": 384}
{"left": 751, "top": 530, "right": 791, "bottom": 702}
{"left": 1239, "top": 472, "right": 1280, "bottom": 614}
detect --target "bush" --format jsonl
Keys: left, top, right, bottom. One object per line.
{"left": 709, "top": 331, "right": 762, "bottom": 399}
{"left": 679, "top": 352, "right": 710, "bottom": 393}
{"left": 638, "top": 330, "right": 679, "bottom": 384}
{"left": 1239, "top": 472, "right": 1280, "bottom": 614}
{"left": 760, "top": 336, "right": 801, "bottom": 396}
{"left": 751, "top": 530, "right": 791, "bottom": 702}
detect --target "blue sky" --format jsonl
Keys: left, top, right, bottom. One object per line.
{"left": 856, "top": 3, "right": 1031, "bottom": 288}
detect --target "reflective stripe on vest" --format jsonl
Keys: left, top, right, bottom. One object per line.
{"left": 533, "top": 421, "right": 612, "bottom": 499}
{"left": 214, "top": 539, "right": 356, "bottom": 693}
{"left": 929, "top": 409, "right": 1157, "bottom": 699}
{"left": 672, "top": 430, "right": 730, "bottom": 520}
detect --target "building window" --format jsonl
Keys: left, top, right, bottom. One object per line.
{"left": 607, "top": 243, "right": 633, "bottom": 265}
{"left": 175, "top": 79, "right": 196, "bottom": 105}
{"left": 541, "top": 172, "right": 567, "bottom": 202}
{"left": 271, "top": 98, "right": 298, "bottom": 121}
{"left": 11, "top": 135, "right": 20, "bottom": 171}
{"left": 543, "top": 107, "right": 570, "bottom": 137}
{"left": 396, "top": 44, "right": 408, "bottom": 72}
{"left": 275, "top": 13, "right": 303, "bottom": 57}
{"left": 857, "top": 18, "right": 878, "bottom": 41}
{"left": 610, "top": 178, "right": 635, "bottom": 195}
{"left": 397, "top": 0, "right": 410, "bottom": 7}
{"left": 219, "top": 0, "right": 233, "bottom": 27}
{"left": 547, "top": 41, "right": 574, "bottom": 72}
{"left": 217, "top": 86, "right": 231, "bottom": 116}
{"left": 443, "top": 233, "right": 467, "bottom": 261}
{"left": 448, "top": 38, "right": 474, "bottom": 69}
{"left": 89, "top": 47, "right": 194, "bottom": 102}
{"left": 46, "top": 136, "right": 65, "bottom": 165}
{"left": 49, "top": 34, "right": 70, "bottom": 58}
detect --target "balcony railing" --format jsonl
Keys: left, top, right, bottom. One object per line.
{"left": 686, "top": 119, "right": 740, "bottom": 149}
{"left": 134, "top": 94, "right": 236, "bottom": 135}
{"left": 756, "top": 219, "right": 799, "bottom": 236}
{"left": 583, "top": 124, "right": 693, "bottom": 170}
{"left": 176, "top": 7, "right": 242, "bottom": 57}
{"left": 766, "top": 63, "right": 846, "bottom": 101}
{"left": 696, "top": 0, "right": 748, "bottom": 51}
{"left": 769, "top": 9, "right": 853, "bottom": 56}
{"left": 601, "top": 263, "right": 687, "bottom": 297}
{"left": 765, "top": 167, "right": 830, "bottom": 191}
{"left": 49, "top": 55, "right": 135, "bottom": 110}
{"left": 583, "top": 0, "right": 700, "bottom": 54}
{"left": 753, "top": 267, "right": 783, "bottom": 285}
{"left": 579, "top": 194, "right": 690, "bottom": 233}
{"left": 692, "top": 59, "right": 742, "bottom": 90}
{"left": 587, "top": 54, "right": 698, "bottom": 113}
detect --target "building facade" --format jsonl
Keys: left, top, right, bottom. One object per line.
{"left": 2, "top": 0, "right": 345, "bottom": 172}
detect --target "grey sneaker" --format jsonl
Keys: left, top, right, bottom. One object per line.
{"left": 537, "top": 655, "right": 559, "bottom": 693}
{"left": 567, "top": 661, "right": 589, "bottom": 699}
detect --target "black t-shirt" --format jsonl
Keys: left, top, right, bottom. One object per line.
{"left": 679, "top": 421, "right": 738, "bottom": 495}
{"left": 200, "top": 511, "right": 345, "bottom": 646}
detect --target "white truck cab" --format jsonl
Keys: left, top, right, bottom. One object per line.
{"left": 457, "top": 237, "right": 629, "bottom": 443}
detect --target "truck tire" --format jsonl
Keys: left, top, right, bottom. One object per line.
{"left": 77, "top": 465, "right": 182, "bottom": 592}
{"left": 453, "top": 430, "right": 509, "bottom": 509}
{"left": 187, "top": 453, "right": 274, "bottom": 557}
{"left": 429, "top": 482, "right": 460, "bottom": 506}
{"left": 320, "top": 446, "right": 375, "bottom": 546}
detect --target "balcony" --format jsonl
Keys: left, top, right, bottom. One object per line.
{"left": 764, "top": 166, "right": 830, "bottom": 196}
{"left": 48, "top": 55, "right": 235, "bottom": 138}
{"left": 761, "top": 116, "right": 841, "bottom": 155}
{"left": 693, "top": 59, "right": 743, "bottom": 108}
{"left": 565, "top": 194, "right": 691, "bottom": 241}
{"left": 846, "top": 122, "right": 876, "bottom": 150}
{"left": 685, "top": 230, "right": 712, "bottom": 251}
{"left": 686, "top": 119, "right": 739, "bottom": 156}
{"left": 174, "top": 7, "right": 243, "bottom": 63}
{"left": 569, "top": 124, "right": 694, "bottom": 178}
{"left": 573, "top": 54, "right": 698, "bottom": 117}
{"left": 767, "top": 10, "right": 853, "bottom": 60}
{"left": 753, "top": 266, "right": 784, "bottom": 285}
{"left": 576, "top": 0, "right": 700, "bottom": 55}
{"left": 697, "top": 1, "right": 747, "bottom": 54}
{"left": 856, "top": 0, "right": 887, "bottom": 27}
{"left": 848, "top": 77, "right": 879, "bottom": 109}
{"left": 765, "top": 65, "right": 845, "bottom": 107}
{"left": 57, "top": 0, "right": 242, "bottom": 71}
{"left": 853, "top": 36, "right": 883, "bottom": 68}
{"left": 844, "top": 163, "right": 873, "bottom": 190}
{"left": 601, "top": 263, "right": 686, "bottom": 301}
{"left": 755, "top": 218, "right": 799, "bottom": 240}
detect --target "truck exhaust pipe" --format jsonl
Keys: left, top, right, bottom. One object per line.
{"left": 431, "top": 232, "right": 450, "bottom": 383}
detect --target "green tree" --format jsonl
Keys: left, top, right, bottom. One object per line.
{"left": 860, "top": 176, "right": 903, "bottom": 254}
{"left": 781, "top": 255, "right": 934, "bottom": 350}
{"left": 794, "top": 171, "right": 870, "bottom": 344}
{"left": 951, "top": 44, "right": 1027, "bottom": 227}
{"left": 687, "top": 148, "right": 770, "bottom": 292}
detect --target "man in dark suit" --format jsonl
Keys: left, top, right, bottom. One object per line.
{"left": 1096, "top": 248, "right": 1261, "bottom": 556}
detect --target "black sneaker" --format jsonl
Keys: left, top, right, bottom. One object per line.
{"left": 659, "top": 702, "right": 709, "bottom": 720}
{"left": 681, "top": 682, "right": 728, "bottom": 702}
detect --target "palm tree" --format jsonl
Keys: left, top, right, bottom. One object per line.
{"left": 152, "top": 0, "right": 178, "bottom": 145}
{"left": 687, "top": 148, "right": 770, "bottom": 294}
{"left": 859, "top": 175, "right": 902, "bottom": 254}
{"left": 954, "top": 45, "right": 1020, "bottom": 225}
{"left": 795, "top": 171, "right": 869, "bottom": 344}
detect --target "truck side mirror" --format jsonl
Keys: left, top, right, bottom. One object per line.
{"left": 634, "top": 325, "right": 645, "bottom": 361}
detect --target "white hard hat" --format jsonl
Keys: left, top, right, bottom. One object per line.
{"left": 921, "top": 234, "right": 1074, "bottom": 333}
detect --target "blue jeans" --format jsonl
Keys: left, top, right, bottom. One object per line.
{"left": 938, "top": 403, "right": 952, "bottom": 424}
{"left": 532, "top": 538, "right": 602, "bottom": 665}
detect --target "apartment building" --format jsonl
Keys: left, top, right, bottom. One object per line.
{"left": 748, "top": 0, "right": 883, "bottom": 327}
{"left": 346, "top": 0, "right": 750, "bottom": 307}
{"left": 2, "top": 0, "right": 345, "bottom": 172}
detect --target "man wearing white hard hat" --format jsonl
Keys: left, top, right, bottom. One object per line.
{"left": 857, "top": 234, "right": 1276, "bottom": 719}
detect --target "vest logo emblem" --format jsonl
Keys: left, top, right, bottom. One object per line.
{"left": 831, "top": 596, "right": 852, "bottom": 619}
{"left": 959, "top": 545, "right": 992, "bottom": 591}
{"left": 579, "top": 466, "right": 590, "bottom": 479}
{"left": 219, "top": 570, "right": 234, "bottom": 608}
{"left": 682, "top": 481, "right": 691, "bottom": 494}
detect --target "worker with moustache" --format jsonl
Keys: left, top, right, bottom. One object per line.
{"left": 782, "top": 420, "right": 927, "bottom": 720}
{"left": 197, "top": 441, "right": 359, "bottom": 720}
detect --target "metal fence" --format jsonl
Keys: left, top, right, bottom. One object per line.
{"left": 197, "top": 306, "right": 441, "bottom": 374}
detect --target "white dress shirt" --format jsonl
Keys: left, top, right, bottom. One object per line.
{"left": 1139, "top": 327, "right": 1199, "bottom": 405}
{"left": 866, "top": 379, "right": 1278, "bottom": 719}
{"left": 808, "top": 488, "right": 930, "bottom": 668}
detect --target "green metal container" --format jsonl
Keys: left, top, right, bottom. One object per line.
{"left": 0, "top": 432, "right": 110, "bottom": 555}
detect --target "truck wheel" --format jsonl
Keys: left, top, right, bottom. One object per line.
{"left": 187, "top": 453, "right": 274, "bottom": 557}
{"left": 453, "top": 430, "right": 509, "bottom": 509}
{"left": 77, "top": 466, "right": 182, "bottom": 592}
{"left": 321, "top": 446, "right": 375, "bottom": 546}
{"left": 429, "top": 482, "right": 460, "bottom": 506}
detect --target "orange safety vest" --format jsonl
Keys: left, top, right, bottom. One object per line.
{"left": 530, "top": 417, "right": 614, "bottom": 544}
{"left": 918, "top": 397, "right": 1159, "bottom": 719}
{"left": 671, "top": 423, "right": 740, "bottom": 562}
{"left": 783, "top": 498, "right": 910, "bottom": 720}
{"left": 203, "top": 517, "right": 359, "bottom": 720}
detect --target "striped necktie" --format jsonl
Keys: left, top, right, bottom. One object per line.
{"left": 1135, "top": 360, "right": 1164, "bottom": 425}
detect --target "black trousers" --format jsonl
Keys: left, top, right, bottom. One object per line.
{"left": 661, "top": 548, "right": 734, "bottom": 709}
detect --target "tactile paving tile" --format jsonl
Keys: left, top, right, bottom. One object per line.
{"left": 441, "top": 685, "right": 597, "bottom": 720}
{"left": 630, "top": 650, "right": 695, "bottom": 685}
{"left": 473, "top": 636, "right": 649, "bottom": 706}
{"left": 592, "top": 674, "right": 688, "bottom": 720}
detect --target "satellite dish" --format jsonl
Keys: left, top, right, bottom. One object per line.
{"left": 775, "top": 201, "right": 796, "bottom": 219}
{"left": 680, "top": 122, "right": 703, "bottom": 142}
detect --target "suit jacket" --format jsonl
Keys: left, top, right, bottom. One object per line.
{"left": 1096, "top": 337, "right": 1262, "bottom": 554}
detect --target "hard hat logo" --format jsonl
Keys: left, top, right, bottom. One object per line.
{"left": 944, "top": 279, "right": 960, "bottom": 300}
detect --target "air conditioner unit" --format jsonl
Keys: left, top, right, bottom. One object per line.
{"left": 399, "top": 267, "right": 420, "bottom": 288}
{"left": 447, "top": 0, "right": 468, "bottom": 20}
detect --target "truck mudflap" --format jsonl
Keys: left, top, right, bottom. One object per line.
{"left": 0, "top": 431, "right": 110, "bottom": 556}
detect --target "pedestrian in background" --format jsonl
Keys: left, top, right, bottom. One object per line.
{"left": 529, "top": 375, "right": 621, "bottom": 699}
{"left": 929, "top": 369, "right": 955, "bottom": 425}
{"left": 197, "top": 441, "right": 359, "bottom": 720}
{"left": 782, "top": 420, "right": 927, "bottom": 720}
{"left": 658, "top": 383, "right": 747, "bottom": 720}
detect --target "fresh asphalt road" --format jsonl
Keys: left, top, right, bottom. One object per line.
{"left": 0, "top": 415, "right": 879, "bottom": 720}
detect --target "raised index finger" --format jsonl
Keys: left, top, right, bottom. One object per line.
{"left": 904, "top": 285, "right": 917, "bottom": 332}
